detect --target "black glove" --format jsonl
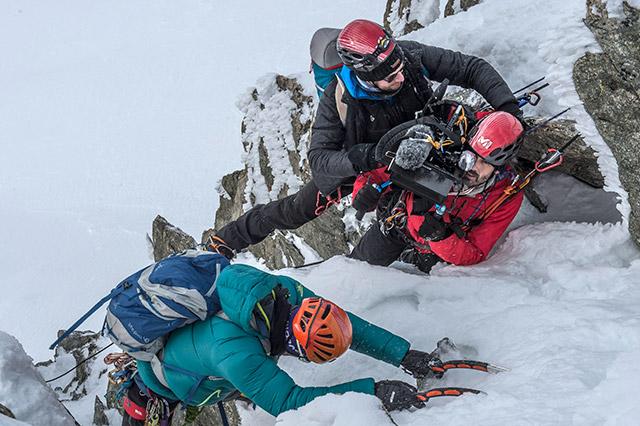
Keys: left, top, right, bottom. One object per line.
{"left": 400, "top": 349, "right": 445, "bottom": 379}
{"left": 348, "top": 143, "right": 378, "bottom": 173}
{"left": 352, "top": 183, "right": 382, "bottom": 215}
{"left": 374, "top": 380, "right": 424, "bottom": 412}
{"left": 418, "top": 214, "right": 452, "bottom": 242}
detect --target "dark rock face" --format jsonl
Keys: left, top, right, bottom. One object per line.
{"left": 170, "top": 401, "right": 241, "bottom": 426}
{"left": 573, "top": 0, "right": 640, "bottom": 247}
{"left": 384, "top": 0, "right": 425, "bottom": 35}
{"left": 0, "top": 403, "right": 16, "bottom": 419}
{"left": 518, "top": 119, "right": 604, "bottom": 188}
{"left": 383, "top": 0, "right": 481, "bottom": 36}
{"left": 92, "top": 396, "right": 109, "bottom": 426}
{"left": 151, "top": 215, "right": 197, "bottom": 261}
{"left": 444, "top": 0, "right": 480, "bottom": 17}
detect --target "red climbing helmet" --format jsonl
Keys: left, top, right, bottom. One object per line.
{"left": 468, "top": 111, "right": 524, "bottom": 166}
{"left": 292, "top": 297, "right": 353, "bottom": 364}
{"left": 336, "top": 19, "right": 404, "bottom": 82}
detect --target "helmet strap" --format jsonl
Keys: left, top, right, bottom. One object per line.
{"left": 266, "top": 285, "right": 291, "bottom": 356}
{"left": 284, "top": 307, "right": 309, "bottom": 362}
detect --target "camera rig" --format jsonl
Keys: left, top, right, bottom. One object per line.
{"left": 373, "top": 77, "right": 556, "bottom": 207}
{"left": 374, "top": 80, "right": 471, "bottom": 206}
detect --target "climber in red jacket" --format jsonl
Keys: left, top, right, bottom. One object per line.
{"left": 349, "top": 111, "right": 525, "bottom": 273}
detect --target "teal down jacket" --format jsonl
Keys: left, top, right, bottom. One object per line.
{"left": 137, "top": 264, "right": 410, "bottom": 416}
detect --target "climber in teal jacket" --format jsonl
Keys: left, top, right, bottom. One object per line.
{"left": 128, "top": 263, "right": 443, "bottom": 420}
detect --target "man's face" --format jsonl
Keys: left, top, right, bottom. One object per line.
{"left": 373, "top": 64, "right": 405, "bottom": 92}
{"left": 462, "top": 155, "right": 496, "bottom": 187}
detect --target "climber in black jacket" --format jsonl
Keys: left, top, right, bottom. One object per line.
{"left": 208, "top": 19, "right": 520, "bottom": 259}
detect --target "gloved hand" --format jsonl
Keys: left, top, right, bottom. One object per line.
{"left": 400, "top": 349, "right": 445, "bottom": 379}
{"left": 348, "top": 143, "right": 378, "bottom": 173}
{"left": 205, "top": 235, "right": 235, "bottom": 260}
{"left": 512, "top": 110, "right": 529, "bottom": 131}
{"left": 352, "top": 183, "right": 382, "bottom": 215}
{"left": 418, "top": 213, "right": 452, "bottom": 242}
{"left": 374, "top": 380, "right": 424, "bottom": 412}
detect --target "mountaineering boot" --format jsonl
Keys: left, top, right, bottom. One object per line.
{"left": 206, "top": 235, "right": 235, "bottom": 260}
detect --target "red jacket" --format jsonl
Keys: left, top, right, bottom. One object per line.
{"left": 352, "top": 167, "right": 523, "bottom": 266}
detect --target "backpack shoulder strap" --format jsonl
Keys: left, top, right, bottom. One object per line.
{"left": 334, "top": 77, "right": 348, "bottom": 127}
{"left": 49, "top": 284, "right": 128, "bottom": 350}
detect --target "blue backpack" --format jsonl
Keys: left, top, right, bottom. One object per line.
{"left": 50, "top": 249, "right": 230, "bottom": 361}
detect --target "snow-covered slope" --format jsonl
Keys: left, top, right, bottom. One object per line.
{"left": 233, "top": 221, "right": 640, "bottom": 425}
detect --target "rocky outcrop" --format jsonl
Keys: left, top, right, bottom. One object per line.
{"left": 92, "top": 396, "right": 109, "bottom": 426}
{"left": 208, "top": 74, "right": 362, "bottom": 269}
{"left": 573, "top": 0, "right": 640, "bottom": 247}
{"left": 171, "top": 402, "right": 241, "bottom": 426}
{"left": 383, "top": 0, "right": 481, "bottom": 36}
{"left": 518, "top": 119, "right": 604, "bottom": 188}
{"left": 0, "top": 403, "right": 16, "bottom": 419}
{"left": 444, "top": 0, "right": 480, "bottom": 17}
{"left": 384, "top": 0, "right": 438, "bottom": 36}
{"left": 42, "top": 330, "right": 103, "bottom": 402}
{"left": 151, "top": 215, "right": 197, "bottom": 261}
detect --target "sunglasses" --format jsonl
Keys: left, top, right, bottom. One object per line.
{"left": 381, "top": 64, "right": 404, "bottom": 83}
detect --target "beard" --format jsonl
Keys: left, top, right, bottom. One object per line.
{"left": 462, "top": 170, "right": 481, "bottom": 187}
{"left": 379, "top": 80, "right": 405, "bottom": 96}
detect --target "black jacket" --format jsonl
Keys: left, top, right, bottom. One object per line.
{"left": 308, "top": 41, "right": 519, "bottom": 195}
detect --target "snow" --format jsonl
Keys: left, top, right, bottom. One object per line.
{"left": 276, "top": 393, "right": 388, "bottom": 425}
{"left": 0, "top": 332, "right": 76, "bottom": 425}
{"left": 1, "top": 0, "right": 639, "bottom": 425}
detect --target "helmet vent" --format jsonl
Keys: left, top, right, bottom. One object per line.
{"left": 316, "top": 347, "right": 333, "bottom": 357}
{"left": 315, "top": 352, "right": 328, "bottom": 362}
{"left": 321, "top": 305, "right": 332, "bottom": 319}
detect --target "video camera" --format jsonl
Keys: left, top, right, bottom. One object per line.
{"left": 374, "top": 79, "right": 472, "bottom": 205}
{"left": 372, "top": 76, "right": 555, "bottom": 207}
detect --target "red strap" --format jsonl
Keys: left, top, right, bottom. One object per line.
{"left": 315, "top": 187, "right": 343, "bottom": 216}
{"left": 123, "top": 396, "right": 147, "bottom": 421}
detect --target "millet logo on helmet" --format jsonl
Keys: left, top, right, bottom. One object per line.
{"left": 476, "top": 136, "right": 494, "bottom": 150}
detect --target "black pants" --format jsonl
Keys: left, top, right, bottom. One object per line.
{"left": 349, "top": 223, "right": 441, "bottom": 273}
{"left": 216, "top": 180, "right": 330, "bottom": 251}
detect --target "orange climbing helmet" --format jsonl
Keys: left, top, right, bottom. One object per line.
{"left": 292, "top": 297, "right": 353, "bottom": 364}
